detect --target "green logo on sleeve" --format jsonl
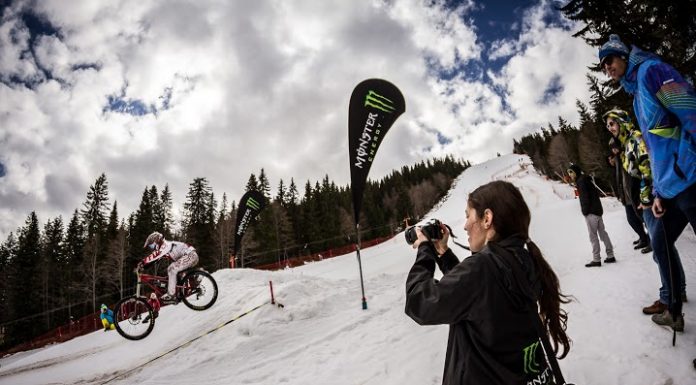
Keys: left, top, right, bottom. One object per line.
{"left": 522, "top": 341, "right": 541, "bottom": 374}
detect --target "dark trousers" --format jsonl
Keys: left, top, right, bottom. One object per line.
{"left": 643, "top": 209, "right": 686, "bottom": 305}
{"left": 624, "top": 203, "right": 649, "bottom": 243}
{"left": 650, "top": 182, "right": 696, "bottom": 315}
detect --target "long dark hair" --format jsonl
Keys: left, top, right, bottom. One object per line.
{"left": 468, "top": 180, "right": 571, "bottom": 359}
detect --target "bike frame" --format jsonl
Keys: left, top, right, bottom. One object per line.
{"left": 135, "top": 268, "right": 199, "bottom": 304}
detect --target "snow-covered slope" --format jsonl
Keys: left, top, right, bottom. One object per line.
{"left": 1, "top": 154, "right": 695, "bottom": 385}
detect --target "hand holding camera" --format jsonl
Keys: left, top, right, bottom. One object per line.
{"left": 405, "top": 219, "right": 450, "bottom": 254}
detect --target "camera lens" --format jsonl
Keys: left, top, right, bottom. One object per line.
{"left": 404, "top": 226, "right": 418, "bottom": 245}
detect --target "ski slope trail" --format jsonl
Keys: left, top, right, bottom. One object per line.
{"left": 1, "top": 154, "right": 695, "bottom": 385}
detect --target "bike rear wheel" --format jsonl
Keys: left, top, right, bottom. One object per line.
{"left": 114, "top": 296, "right": 155, "bottom": 340}
{"left": 179, "top": 270, "right": 218, "bottom": 311}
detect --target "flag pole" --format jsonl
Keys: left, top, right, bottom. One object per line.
{"left": 355, "top": 223, "right": 367, "bottom": 310}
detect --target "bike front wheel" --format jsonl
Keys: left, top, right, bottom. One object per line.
{"left": 114, "top": 296, "right": 155, "bottom": 340}
{"left": 179, "top": 270, "right": 218, "bottom": 311}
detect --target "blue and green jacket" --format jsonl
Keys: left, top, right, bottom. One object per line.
{"left": 620, "top": 46, "right": 696, "bottom": 199}
{"left": 100, "top": 309, "right": 114, "bottom": 324}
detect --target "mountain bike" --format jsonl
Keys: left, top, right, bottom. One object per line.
{"left": 114, "top": 265, "right": 218, "bottom": 340}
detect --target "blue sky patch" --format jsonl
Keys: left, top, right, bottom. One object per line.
{"left": 437, "top": 132, "right": 452, "bottom": 145}
{"left": 103, "top": 85, "right": 174, "bottom": 116}
{"left": 105, "top": 95, "right": 152, "bottom": 116}
{"left": 540, "top": 75, "right": 563, "bottom": 104}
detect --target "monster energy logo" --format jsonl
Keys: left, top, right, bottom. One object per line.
{"left": 364, "top": 90, "right": 396, "bottom": 113}
{"left": 246, "top": 197, "right": 261, "bottom": 210}
{"left": 354, "top": 112, "right": 380, "bottom": 169}
{"left": 522, "top": 341, "right": 541, "bottom": 374}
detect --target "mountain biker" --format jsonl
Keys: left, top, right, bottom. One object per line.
{"left": 140, "top": 232, "right": 199, "bottom": 304}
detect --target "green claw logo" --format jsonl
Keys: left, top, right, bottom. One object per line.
{"left": 523, "top": 341, "right": 541, "bottom": 374}
{"left": 246, "top": 197, "right": 261, "bottom": 210}
{"left": 364, "top": 90, "right": 396, "bottom": 113}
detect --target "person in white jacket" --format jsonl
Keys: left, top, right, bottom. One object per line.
{"left": 140, "top": 232, "right": 199, "bottom": 303}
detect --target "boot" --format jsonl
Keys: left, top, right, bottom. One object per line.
{"left": 640, "top": 245, "right": 652, "bottom": 254}
{"left": 651, "top": 310, "right": 684, "bottom": 332}
{"left": 142, "top": 314, "right": 151, "bottom": 324}
{"left": 604, "top": 257, "right": 616, "bottom": 263}
{"left": 642, "top": 300, "right": 667, "bottom": 315}
{"left": 585, "top": 260, "right": 601, "bottom": 267}
{"left": 634, "top": 240, "right": 650, "bottom": 250}
{"left": 632, "top": 238, "right": 641, "bottom": 245}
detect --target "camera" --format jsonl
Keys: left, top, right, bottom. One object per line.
{"left": 404, "top": 219, "right": 444, "bottom": 245}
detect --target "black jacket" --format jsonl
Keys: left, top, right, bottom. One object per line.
{"left": 405, "top": 237, "right": 554, "bottom": 385}
{"left": 612, "top": 157, "right": 641, "bottom": 208}
{"left": 576, "top": 174, "right": 603, "bottom": 216}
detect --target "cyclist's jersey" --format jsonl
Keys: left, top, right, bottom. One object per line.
{"left": 142, "top": 240, "right": 195, "bottom": 266}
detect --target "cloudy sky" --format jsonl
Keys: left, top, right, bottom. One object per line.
{"left": 0, "top": 0, "right": 597, "bottom": 238}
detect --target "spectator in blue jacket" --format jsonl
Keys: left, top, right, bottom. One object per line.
{"left": 599, "top": 34, "right": 695, "bottom": 331}
{"left": 100, "top": 304, "right": 115, "bottom": 331}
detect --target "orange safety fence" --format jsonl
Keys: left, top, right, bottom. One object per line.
{"left": 255, "top": 235, "right": 394, "bottom": 271}
{"left": 1, "top": 310, "right": 105, "bottom": 357}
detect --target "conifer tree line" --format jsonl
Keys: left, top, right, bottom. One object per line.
{"left": 0, "top": 156, "right": 468, "bottom": 350}
{"left": 514, "top": 0, "right": 696, "bottom": 191}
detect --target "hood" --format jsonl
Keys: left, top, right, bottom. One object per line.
{"left": 620, "top": 45, "right": 661, "bottom": 94}
{"left": 484, "top": 236, "right": 540, "bottom": 311}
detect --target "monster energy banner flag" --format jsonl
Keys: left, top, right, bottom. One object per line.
{"left": 233, "top": 190, "right": 267, "bottom": 256}
{"left": 348, "top": 78, "right": 405, "bottom": 223}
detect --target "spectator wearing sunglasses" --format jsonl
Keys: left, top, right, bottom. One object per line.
{"left": 599, "top": 34, "right": 695, "bottom": 331}
{"left": 603, "top": 108, "right": 686, "bottom": 320}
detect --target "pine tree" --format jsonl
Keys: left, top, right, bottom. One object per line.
{"left": 64, "top": 210, "right": 85, "bottom": 320}
{"left": 0, "top": 232, "right": 18, "bottom": 349}
{"left": 258, "top": 168, "right": 271, "bottom": 200}
{"left": 183, "top": 177, "right": 217, "bottom": 270}
{"left": 11, "top": 213, "right": 42, "bottom": 344}
{"left": 81, "top": 174, "right": 109, "bottom": 238}
{"left": 215, "top": 194, "right": 232, "bottom": 269}
{"left": 245, "top": 173, "right": 259, "bottom": 192}
{"left": 130, "top": 188, "right": 154, "bottom": 264}
{"left": 40, "top": 217, "right": 64, "bottom": 329}
{"left": 159, "top": 184, "right": 174, "bottom": 238}
{"left": 80, "top": 174, "right": 110, "bottom": 312}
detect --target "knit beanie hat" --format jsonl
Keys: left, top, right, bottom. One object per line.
{"left": 599, "top": 34, "right": 629, "bottom": 66}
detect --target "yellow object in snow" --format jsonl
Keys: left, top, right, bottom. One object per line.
{"left": 102, "top": 318, "right": 115, "bottom": 330}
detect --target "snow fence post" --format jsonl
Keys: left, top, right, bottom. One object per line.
{"left": 269, "top": 281, "right": 275, "bottom": 305}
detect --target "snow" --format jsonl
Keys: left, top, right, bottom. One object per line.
{"left": 1, "top": 154, "right": 695, "bottom": 385}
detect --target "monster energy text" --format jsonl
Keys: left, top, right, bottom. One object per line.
{"left": 354, "top": 112, "right": 380, "bottom": 169}
{"left": 237, "top": 209, "right": 253, "bottom": 236}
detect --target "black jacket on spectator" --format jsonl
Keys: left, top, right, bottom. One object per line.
{"left": 611, "top": 155, "right": 641, "bottom": 208}
{"left": 576, "top": 174, "right": 603, "bottom": 216}
{"left": 405, "top": 238, "right": 553, "bottom": 385}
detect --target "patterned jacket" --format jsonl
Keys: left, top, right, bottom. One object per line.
{"left": 142, "top": 240, "right": 195, "bottom": 266}
{"left": 614, "top": 120, "right": 653, "bottom": 205}
{"left": 620, "top": 46, "right": 696, "bottom": 199}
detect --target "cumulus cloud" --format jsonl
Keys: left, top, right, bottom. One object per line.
{"left": 0, "top": 0, "right": 595, "bottom": 238}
